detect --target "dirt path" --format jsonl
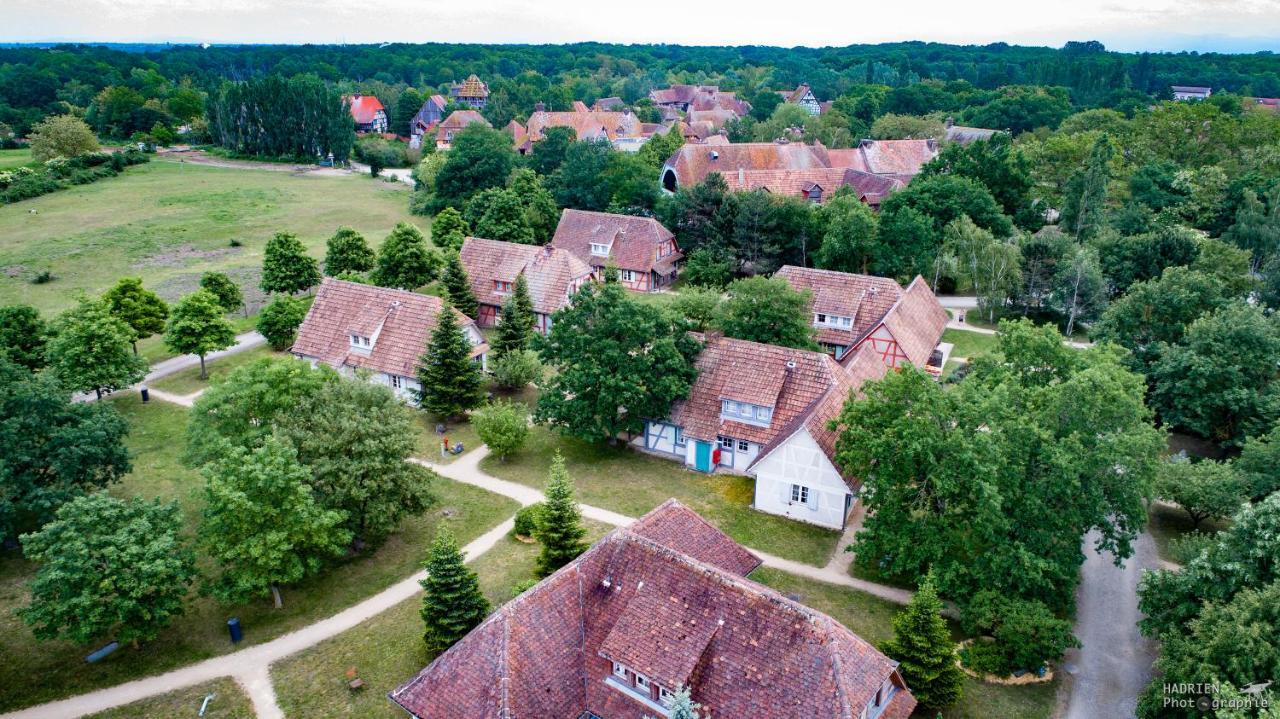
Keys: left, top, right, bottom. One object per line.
{"left": 158, "top": 149, "right": 323, "bottom": 174}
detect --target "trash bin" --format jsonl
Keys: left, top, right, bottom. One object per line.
{"left": 227, "top": 617, "right": 243, "bottom": 644}
{"left": 86, "top": 641, "right": 119, "bottom": 663}
{"left": 140, "top": 386, "right": 150, "bottom": 403}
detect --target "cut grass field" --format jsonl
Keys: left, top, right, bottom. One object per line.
{"left": 942, "top": 327, "right": 1000, "bottom": 360}
{"left": 0, "top": 147, "right": 34, "bottom": 169}
{"left": 84, "top": 678, "right": 254, "bottom": 719}
{"left": 0, "top": 157, "right": 424, "bottom": 316}
{"left": 479, "top": 425, "right": 841, "bottom": 566}
{"left": 150, "top": 345, "right": 284, "bottom": 395}
{"left": 0, "top": 394, "right": 519, "bottom": 712}
{"left": 271, "top": 520, "right": 614, "bottom": 718}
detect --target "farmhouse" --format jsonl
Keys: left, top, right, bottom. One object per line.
{"left": 774, "top": 266, "right": 951, "bottom": 374}
{"left": 1172, "top": 85, "right": 1212, "bottom": 101}
{"left": 510, "top": 106, "right": 660, "bottom": 153}
{"left": 943, "top": 116, "right": 999, "bottom": 144}
{"left": 390, "top": 500, "right": 916, "bottom": 718}
{"left": 720, "top": 166, "right": 903, "bottom": 206}
{"left": 548, "top": 209, "right": 682, "bottom": 292}
{"left": 458, "top": 236, "right": 593, "bottom": 332}
{"left": 449, "top": 74, "right": 489, "bottom": 109}
{"left": 345, "top": 94, "right": 388, "bottom": 134}
{"left": 435, "top": 110, "right": 492, "bottom": 150}
{"left": 643, "top": 336, "right": 889, "bottom": 530}
{"left": 826, "top": 138, "right": 940, "bottom": 183}
{"left": 408, "top": 94, "right": 448, "bottom": 148}
{"left": 649, "top": 84, "right": 751, "bottom": 116}
{"left": 781, "top": 82, "right": 823, "bottom": 115}
{"left": 291, "top": 278, "right": 487, "bottom": 404}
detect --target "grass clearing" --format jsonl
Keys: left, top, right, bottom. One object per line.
{"left": 150, "top": 345, "right": 283, "bottom": 395}
{"left": 0, "top": 148, "right": 34, "bottom": 169}
{"left": 271, "top": 520, "right": 613, "bottom": 718}
{"left": 0, "top": 157, "right": 423, "bottom": 316}
{"left": 942, "top": 327, "right": 1000, "bottom": 360}
{"left": 480, "top": 425, "right": 840, "bottom": 565}
{"left": 0, "top": 395, "right": 518, "bottom": 712}
{"left": 85, "top": 678, "right": 254, "bottom": 719}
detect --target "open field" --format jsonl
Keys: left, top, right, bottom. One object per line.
{"left": 480, "top": 425, "right": 841, "bottom": 565}
{"left": 150, "top": 345, "right": 284, "bottom": 395}
{"left": 942, "top": 327, "right": 1000, "bottom": 360}
{"left": 0, "top": 148, "right": 34, "bottom": 169}
{"left": 272, "top": 520, "right": 614, "bottom": 718}
{"left": 0, "top": 393, "right": 518, "bottom": 712}
{"left": 0, "top": 157, "right": 424, "bottom": 316}
{"left": 84, "top": 677, "right": 254, "bottom": 719}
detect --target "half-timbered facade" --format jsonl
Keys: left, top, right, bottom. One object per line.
{"left": 458, "top": 236, "right": 593, "bottom": 334}
{"left": 345, "top": 94, "right": 388, "bottom": 134}
{"left": 548, "top": 209, "right": 681, "bottom": 292}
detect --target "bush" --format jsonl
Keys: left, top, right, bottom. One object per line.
{"left": 512, "top": 502, "right": 545, "bottom": 538}
{"left": 960, "top": 591, "right": 1079, "bottom": 675}
{"left": 682, "top": 247, "right": 734, "bottom": 289}
{"left": 491, "top": 349, "right": 543, "bottom": 390}
{"left": 1169, "top": 531, "right": 1217, "bottom": 565}
{"left": 958, "top": 638, "right": 1008, "bottom": 676}
{"left": 30, "top": 270, "right": 55, "bottom": 284}
{"left": 510, "top": 578, "right": 539, "bottom": 598}
{"left": 472, "top": 400, "right": 530, "bottom": 460}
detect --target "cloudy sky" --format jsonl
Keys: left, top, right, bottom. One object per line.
{"left": 7, "top": 0, "right": 1280, "bottom": 52}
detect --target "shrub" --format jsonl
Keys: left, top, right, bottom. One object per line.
{"left": 960, "top": 591, "right": 1079, "bottom": 675}
{"left": 30, "top": 270, "right": 55, "bottom": 285}
{"left": 491, "top": 349, "right": 543, "bottom": 390}
{"left": 472, "top": 400, "right": 530, "bottom": 460}
{"left": 510, "top": 578, "right": 539, "bottom": 598}
{"left": 512, "top": 502, "right": 545, "bottom": 538}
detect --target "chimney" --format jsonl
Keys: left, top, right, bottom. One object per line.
{"left": 738, "top": 167, "right": 745, "bottom": 185}
{"left": 534, "top": 101, "right": 546, "bottom": 112}
{"left": 944, "top": 116, "right": 955, "bottom": 128}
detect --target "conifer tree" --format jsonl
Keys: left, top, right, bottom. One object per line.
{"left": 441, "top": 251, "right": 479, "bottom": 319}
{"left": 667, "top": 687, "right": 703, "bottom": 719}
{"left": 882, "top": 573, "right": 965, "bottom": 709}
{"left": 261, "top": 231, "right": 321, "bottom": 295}
{"left": 323, "top": 226, "right": 376, "bottom": 277}
{"left": 420, "top": 526, "right": 489, "bottom": 654}
{"left": 493, "top": 273, "right": 535, "bottom": 359}
{"left": 416, "top": 302, "right": 484, "bottom": 420}
{"left": 534, "top": 452, "right": 588, "bottom": 578}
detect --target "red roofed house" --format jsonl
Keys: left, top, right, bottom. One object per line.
{"left": 549, "top": 209, "right": 682, "bottom": 292}
{"left": 643, "top": 336, "right": 890, "bottom": 529}
{"left": 774, "top": 265, "right": 951, "bottom": 376}
{"left": 346, "top": 94, "right": 388, "bottom": 134}
{"left": 449, "top": 74, "right": 489, "bottom": 109}
{"left": 649, "top": 85, "right": 751, "bottom": 117}
{"left": 513, "top": 106, "right": 656, "bottom": 154}
{"left": 458, "top": 236, "right": 594, "bottom": 333}
{"left": 291, "top": 278, "right": 487, "bottom": 405}
{"left": 389, "top": 500, "right": 916, "bottom": 718}
{"left": 825, "top": 138, "right": 940, "bottom": 184}
{"left": 435, "top": 110, "right": 492, "bottom": 150}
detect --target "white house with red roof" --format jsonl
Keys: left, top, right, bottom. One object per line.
{"left": 345, "top": 94, "right": 388, "bottom": 134}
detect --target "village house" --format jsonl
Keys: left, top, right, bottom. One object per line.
{"left": 592, "top": 96, "right": 625, "bottom": 112}
{"left": 1172, "top": 85, "right": 1212, "bottom": 101}
{"left": 290, "top": 278, "right": 488, "bottom": 404}
{"left": 449, "top": 74, "right": 489, "bottom": 109}
{"left": 390, "top": 500, "right": 917, "bottom": 718}
{"left": 508, "top": 105, "right": 659, "bottom": 154}
{"left": 826, "top": 138, "right": 940, "bottom": 183}
{"left": 435, "top": 110, "right": 492, "bottom": 150}
{"left": 345, "top": 94, "right": 388, "bottom": 134}
{"left": 642, "top": 338, "right": 890, "bottom": 530}
{"left": 458, "top": 236, "right": 593, "bottom": 332}
{"left": 649, "top": 84, "right": 751, "bottom": 116}
{"left": 780, "top": 82, "right": 823, "bottom": 115}
{"left": 720, "top": 166, "right": 903, "bottom": 207}
{"left": 549, "top": 209, "right": 682, "bottom": 292}
{"left": 943, "top": 116, "right": 999, "bottom": 144}
{"left": 408, "top": 94, "right": 448, "bottom": 149}
{"left": 774, "top": 266, "right": 951, "bottom": 374}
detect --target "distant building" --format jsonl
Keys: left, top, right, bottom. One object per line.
{"left": 345, "top": 94, "right": 388, "bottom": 134}
{"left": 592, "top": 96, "right": 625, "bottom": 112}
{"left": 1172, "top": 85, "right": 1212, "bottom": 101}
{"left": 408, "top": 94, "right": 448, "bottom": 149}
{"left": 458, "top": 237, "right": 593, "bottom": 332}
{"left": 549, "top": 209, "right": 682, "bottom": 292}
{"left": 781, "top": 83, "right": 822, "bottom": 115}
{"left": 435, "top": 110, "right": 492, "bottom": 150}
{"left": 943, "top": 116, "right": 999, "bottom": 144}
{"left": 510, "top": 106, "right": 658, "bottom": 154}
{"left": 649, "top": 84, "right": 751, "bottom": 116}
{"left": 449, "top": 74, "right": 489, "bottom": 109}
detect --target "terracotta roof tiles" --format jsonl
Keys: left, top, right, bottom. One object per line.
{"left": 345, "top": 94, "right": 385, "bottom": 125}
{"left": 548, "top": 209, "right": 681, "bottom": 276}
{"left": 775, "top": 265, "right": 905, "bottom": 348}
{"left": 458, "top": 236, "right": 593, "bottom": 316}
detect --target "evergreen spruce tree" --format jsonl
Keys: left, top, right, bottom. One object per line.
{"left": 493, "top": 273, "right": 535, "bottom": 359}
{"left": 416, "top": 302, "right": 485, "bottom": 420}
{"left": 261, "top": 231, "right": 321, "bottom": 295}
{"left": 323, "top": 226, "right": 376, "bottom": 277}
{"left": 882, "top": 573, "right": 965, "bottom": 709}
{"left": 667, "top": 687, "right": 703, "bottom": 719}
{"left": 441, "top": 252, "right": 479, "bottom": 319}
{"left": 419, "top": 527, "right": 489, "bottom": 654}
{"left": 534, "top": 452, "right": 588, "bottom": 578}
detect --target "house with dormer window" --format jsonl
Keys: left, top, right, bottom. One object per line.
{"left": 459, "top": 236, "right": 593, "bottom": 333}
{"left": 389, "top": 500, "right": 917, "bottom": 718}
{"left": 549, "top": 209, "right": 682, "bottom": 292}
{"left": 291, "top": 278, "right": 487, "bottom": 404}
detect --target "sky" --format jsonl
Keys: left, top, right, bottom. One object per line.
{"left": 7, "top": 0, "right": 1280, "bottom": 53}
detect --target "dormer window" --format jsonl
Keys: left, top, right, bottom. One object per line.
{"left": 721, "top": 399, "right": 772, "bottom": 426}
{"left": 590, "top": 242, "right": 611, "bottom": 257}
{"left": 350, "top": 334, "right": 371, "bottom": 348}
{"left": 815, "top": 313, "right": 852, "bottom": 329}
{"left": 494, "top": 280, "right": 512, "bottom": 293}
{"left": 659, "top": 686, "right": 675, "bottom": 707}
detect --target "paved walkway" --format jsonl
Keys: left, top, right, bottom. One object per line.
{"left": 74, "top": 331, "right": 266, "bottom": 404}
{"left": 823, "top": 501, "right": 867, "bottom": 575}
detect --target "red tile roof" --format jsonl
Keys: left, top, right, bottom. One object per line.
{"left": 881, "top": 276, "right": 950, "bottom": 367}
{"left": 291, "top": 278, "right": 486, "bottom": 376}
{"left": 828, "top": 139, "right": 939, "bottom": 179}
{"left": 775, "top": 265, "right": 905, "bottom": 348}
{"left": 436, "top": 110, "right": 492, "bottom": 143}
{"left": 627, "top": 498, "right": 761, "bottom": 576}
{"left": 389, "top": 501, "right": 915, "bottom": 719}
{"left": 548, "top": 209, "right": 681, "bottom": 276}
{"left": 661, "top": 141, "right": 835, "bottom": 190}
{"left": 458, "top": 236, "right": 593, "bottom": 316}
{"left": 792, "top": 343, "right": 891, "bottom": 488}
{"left": 524, "top": 110, "right": 646, "bottom": 144}
{"left": 720, "top": 167, "right": 904, "bottom": 205}
{"left": 345, "top": 94, "right": 385, "bottom": 125}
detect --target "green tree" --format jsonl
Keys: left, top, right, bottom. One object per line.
{"left": 1052, "top": 244, "right": 1107, "bottom": 336}
{"left": 944, "top": 216, "right": 1022, "bottom": 322}
{"left": 1094, "top": 224, "right": 1201, "bottom": 294}
{"left": 490, "top": 348, "right": 543, "bottom": 390}
{"left": 420, "top": 527, "right": 489, "bottom": 654}
{"left": 535, "top": 452, "right": 588, "bottom": 577}
{"left": 550, "top": 138, "right": 613, "bottom": 211}
{"left": 667, "top": 687, "right": 703, "bottom": 719}
{"left": 472, "top": 400, "right": 530, "bottom": 460}
{"left": 882, "top": 573, "right": 965, "bottom": 708}
{"left": 440, "top": 251, "right": 480, "bottom": 318}
{"left": 468, "top": 188, "right": 535, "bottom": 244}
{"left": 1223, "top": 187, "right": 1280, "bottom": 272}
{"left": 680, "top": 247, "right": 734, "bottom": 289}
{"left": 878, "top": 204, "right": 939, "bottom": 279}
{"left": 416, "top": 303, "right": 485, "bottom": 420}
{"left": 534, "top": 281, "right": 700, "bottom": 443}
{"left": 102, "top": 277, "right": 169, "bottom": 354}
{"left": 815, "top": 194, "right": 882, "bottom": 274}
{"left": 374, "top": 222, "right": 440, "bottom": 290}
{"left": 961, "top": 592, "right": 1080, "bottom": 674}
{"left": 256, "top": 295, "right": 308, "bottom": 351}
{"left": 164, "top": 290, "right": 237, "bottom": 380}
{"left": 260, "top": 231, "right": 321, "bottom": 295}
{"left": 507, "top": 167, "right": 560, "bottom": 243}
{"left": 1155, "top": 459, "right": 1247, "bottom": 530}
{"left": 602, "top": 151, "right": 658, "bottom": 212}
{"left": 47, "top": 298, "right": 148, "bottom": 399}
{"left": 323, "top": 226, "right": 376, "bottom": 277}
{"left": 0, "top": 359, "right": 132, "bottom": 543}
{"left": 671, "top": 287, "right": 723, "bottom": 331}
{"left": 199, "top": 436, "right": 349, "bottom": 608}
{"left": 667, "top": 174, "right": 734, "bottom": 252}
{"left": 920, "top": 133, "right": 1037, "bottom": 229}
{"left": 1089, "top": 267, "right": 1225, "bottom": 371}
{"left": 199, "top": 272, "right": 243, "bottom": 315}
{"left": 433, "top": 124, "right": 516, "bottom": 210}
{"left": 715, "top": 276, "right": 818, "bottom": 350}
{"left": 1237, "top": 427, "right": 1280, "bottom": 501}
{"left": 870, "top": 113, "right": 945, "bottom": 140}
{"left": 28, "top": 114, "right": 99, "bottom": 161}
{"left": 279, "top": 377, "right": 432, "bottom": 547}
{"left": 0, "top": 304, "right": 51, "bottom": 370}
{"left": 431, "top": 207, "right": 470, "bottom": 253}
{"left": 19, "top": 494, "right": 195, "bottom": 647}
{"left": 1060, "top": 135, "right": 1114, "bottom": 241}
{"left": 528, "top": 125, "right": 575, "bottom": 175}
{"left": 492, "top": 273, "right": 535, "bottom": 359}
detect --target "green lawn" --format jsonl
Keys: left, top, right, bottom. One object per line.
{"left": 150, "top": 345, "right": 283, "bottom": 395}
{"left": 272, "top": 520, "right": 614, "bottom": 718}
{"left": 754, "top": 568, "right": 1058, "bottom": 719}
{"left": 942, "top": 327, "right": 1000, "bottom": 360}
{"left": 85, "top": 678, "right": 254, "bottom": 719}
{"left": 0, "top": 395, "right": 519, "bottom": 712}
{"left": 0, "top": 147, "right": 34, "bottom": 169}
{"left": 0, "top": 157, "right": 424, "bottom": 316}
{"left": 414, "top": 413, "right": 481, "bottom": 464}
{"left": 479, "top": 425, "right": 841, "bottom": 565}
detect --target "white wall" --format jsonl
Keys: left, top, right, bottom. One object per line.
{"left": 751, "top": 427, "right": 853, "bottom": 530}
{"left": 644, "top": 421, "right": 681, "bottom": 456}
{"left": 716, "top": 437, "right": 759, "bottom": 474}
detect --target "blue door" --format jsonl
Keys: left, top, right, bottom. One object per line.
{"left": 694, "top": 441, "right": 712, "bottom": 473}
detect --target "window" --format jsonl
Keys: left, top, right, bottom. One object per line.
{"left": 390, "top": 375, "right": 403, "bottom": 389}
{"left": 612, "top": 661, "right": 628, "bottom": 680}
{"left": 718, "top": 435, "right": 733, "bottom": 450}
{"left": 737, "top": 439, "right": 749, "bottom": 452}
{"left": 674, "top": 427, "right": 685, "bottom": 447}
{"left": 754, "top": 405, "right": 770, "bottom": 422}
{"left": 350, "top": 334, "right": 370, "bottom": 348}
{"left": 723, "top": 400, "right": 739, "bottom": 416}
{"left": 494, "top": 280, "right": 512, "bottom": 293}
{"left": 590, "top": 242, "right": 611, "bottom": 256}
{"left": 634, "top": 673, "right": 651, "bottom": 694}
{"left": 659, "top": 686, "right": 675, "bottom": 707}
{"left": 620, "top": 269, "right": 637, "bottom": 282}
{"left": 815, "top": 313, "right": 827, "bottom": 324}
{"left": 791, "top": 484, "right": 809, "bottom": 504}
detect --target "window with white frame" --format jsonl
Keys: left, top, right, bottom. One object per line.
{"left": 612, "top": 661, "right": 628, "bottom": 680}
{"left": 390, "top": 375, "right": 403, "bottom": 389}
{"left": 494, "top": 280, "right": 512, "bottom": 293}
{"left": 791, "top": 484, "right": 809, "bottom": 504}
{"left": 634, "top": 672, "right": 651, "bottom": 694}
{"left": 590, "top": 242, "right": 611, "bottom": 256}
{"left": 718, "top": 435, "right": 733, "bottom": 450}
{"left": 659, "top": 685, "right": 676, "bottom": 707}
{"left": 620, "top": 269, "right": 638, "bottom": 282}
{"left": 720, "top": 399, "right": 772, "bottom": 426}
{"left": 350, "top": 334, "right": 371, "bottom": 348}
{"left": 815, "top": 313, "right": 852, "bottom": 328}
{"left": 737, "top": 439, "right": 749, "bottom": 452}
